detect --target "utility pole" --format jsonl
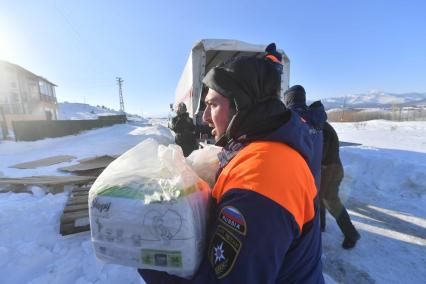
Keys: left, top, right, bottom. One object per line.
{"left": 341, "top": 95, "right": 347, "bottom": 121}
{"left": 116, "top": 77, "right": 125, "bottom": 113}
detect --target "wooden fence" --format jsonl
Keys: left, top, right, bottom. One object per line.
{"left": 12, "top": 115, "right": 127, "bottom": 141}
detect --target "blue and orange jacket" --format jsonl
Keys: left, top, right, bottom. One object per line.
{"left": 139, "top": 110, "right": 324, "bottom": 284}
{"left": 285, "top": 102, "right": 327, "bottom": 191}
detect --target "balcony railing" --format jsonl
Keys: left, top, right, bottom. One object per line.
{"left": 40, "top": 94, "right": 57, "bottom": 103}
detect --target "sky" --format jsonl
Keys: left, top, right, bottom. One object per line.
{"left": 1, "top": 0, "right": 425, "bottom": 117}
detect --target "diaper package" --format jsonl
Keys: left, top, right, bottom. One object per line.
{"left": 89, "top": 138, "right": 210, "bottom": 278}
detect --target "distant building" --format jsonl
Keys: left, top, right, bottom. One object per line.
{"left": 0, "top": 60, "right": 58, "bottom": 135}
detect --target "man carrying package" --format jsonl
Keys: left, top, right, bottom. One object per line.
{"left": 139, "top": 51, "right": 324, "bottom": 283}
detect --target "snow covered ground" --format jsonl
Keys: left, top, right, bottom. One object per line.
{"left": 0, "top": 119, "right": 425, "bottom": 283}
{"left": 58, "top": 102, "right": 149, "bottom": 124}
{"left": 322, "top": 120, "right": 426, "bottom": 283}
{"left": 58, "top": 102, "right": 122, "bottom": 120}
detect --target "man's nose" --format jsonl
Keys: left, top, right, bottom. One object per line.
{"left": 202, "top": 106, "right": 211, "bottom": 123}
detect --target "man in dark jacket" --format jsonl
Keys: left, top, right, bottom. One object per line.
{"left": 321, "top": 121, "right": 360, "bottom": 249}
{"left": 283, "top": 85, "right": 360, "bottom": 249}
{"left": 170, "top": 102, "right": 197, "bottom": 156}
{"left": 283, "top": 85, "right": 327, "bottom": 190}
{"left": 139, "top": 54, "right": 324, "bottom": 283}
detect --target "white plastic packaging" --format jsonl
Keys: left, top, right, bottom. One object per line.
{"left": 186, "top": 145, "right": 222, "bottom": 188}
{"left": 89, "top": 138, "right": 210, "bottom": 278}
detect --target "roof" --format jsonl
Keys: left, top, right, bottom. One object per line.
{"left": 0, "top": 59, "right": 58, "bottom": 86}
{"left": 193, "top": 39, "right": 290, "bottom": 64}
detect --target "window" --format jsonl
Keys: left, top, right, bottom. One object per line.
{"left": 10, "top": 92, "right": 19, "bottom": 102}
{"left": 1, "top": 104, "right": 12, "bottom": 114}
{"left": 11, "top": 103, "right": 24, "bottom": 114}
{"left": 39, "top": 81, "right": 48, "bottom": 95}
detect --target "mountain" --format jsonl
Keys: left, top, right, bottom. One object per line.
{"left": 319, "top": 91, "right": 426, "bottom": 110}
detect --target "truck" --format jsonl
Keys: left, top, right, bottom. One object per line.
{"left": 173, "top": 39, "right": 290, "bottom": 139}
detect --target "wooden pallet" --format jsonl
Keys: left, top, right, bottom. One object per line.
{"left": 0, "top": 175, "right": 96, "bottom": 194}
{"left": 60, "top": 185, "right": 92, "bottom": 235}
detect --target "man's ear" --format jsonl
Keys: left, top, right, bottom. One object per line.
{"left": 225, "top": 110, "right": 250, "bottom": 141}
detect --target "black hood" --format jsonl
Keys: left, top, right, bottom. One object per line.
{"left": 283, "top": 85, "right": 327, "bottom": 131}
{"left": 283, "top": 85, "right": 307, "bottom": 109}
{"left": 202, "top": 56, "right": 283, "bottom": 145}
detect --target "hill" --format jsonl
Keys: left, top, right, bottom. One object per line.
{"left": 58, "top": 102, "right": 148, "bottom": 123}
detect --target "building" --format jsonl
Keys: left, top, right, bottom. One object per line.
{"left": 0, "top": 60, "right": 58, "bottom": 136}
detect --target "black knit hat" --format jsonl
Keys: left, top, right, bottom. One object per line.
{"left": 265, "top": 43, "right": 282, "bottom": 62}
{"left": 265, "top": 43, "right": 283, "bottom": 75}
{"left": 202, "top": 56, "right": 282, "bottom": 144}
{"left": 283, "top": 85, "right": 307, "bottom": 108}
{"left": 202, "top": 56, "right": 280, "bottom": 111}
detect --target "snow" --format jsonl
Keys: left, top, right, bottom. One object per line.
{"left": 0, "top": 117, "right": 425, "bottom": 283}
{"left": 58, "top": 102, "right": 149, "bottom": 125}
{"left": 334, "top": 120, "right": 426, "bottom": 153}
{"left": 0, "top": 124, "right": 174, "bottom": 178}
{"left": 58, "top": 102, "right": 122, "bottom": 120}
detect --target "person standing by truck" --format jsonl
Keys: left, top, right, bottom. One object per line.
{"left": 170, "top": 102, "right": 197, "bottom": 156}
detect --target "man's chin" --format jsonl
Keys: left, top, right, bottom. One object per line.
{"left": 211, "top": 129, "right": 220, "bottom": 141}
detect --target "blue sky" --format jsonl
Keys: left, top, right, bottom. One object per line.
{"left": 1, "top": 0, "right": 425, "bottom": 116}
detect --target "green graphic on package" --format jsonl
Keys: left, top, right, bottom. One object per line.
{"left": 96, "top": 182, "right": 197, "bottom": 200}
{"left": 141, "top": 249, "right": 183, "bottom": 267}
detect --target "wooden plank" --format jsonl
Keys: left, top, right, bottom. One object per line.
{"left": 72, "top": 191, "right": 89, "bottom": 197}
{"left": 59, "top": 183, "right": 94, "bottom": 235}
{"left": 9, "top": 155, "right": 76, "bottom": 169}
{"left": 0, "top": 184, "right": 27, "bottom": 193}
{"left": 58, "top": 155, "right": 116, "bottom": 172}
{"left": 72, "top": 187, "right": 91, "bottom": 193}
{"left": 71, "top": 190, "right": 89, "bottom": 196}
{"left": 78, "top": 154, "right": 119, "bottom": 163}
{"left": 60, "top": 223, "right": 90, "bottom": 235}
{"left": 50, "top": 184, "right": 65, "bottom": 194}
{"left": 71, "top": 168, "right": 105, "bottom": 177}
{"left": 67, "top": 195, "right": 90, "bottom": 205}
{"left": 0, "top": 175, "right": 96, "bottom": 186}
{"left": 63, "top": 203, "right": 89, "bottom": 213}
{"left": 61, "top": 210, "right": 89, "bottom": 224}
{"left": 0, "top": 184, "right": 81, "bottom": 195}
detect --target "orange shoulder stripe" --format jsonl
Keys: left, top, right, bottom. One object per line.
{"left": 266, "top": 54, "right": 282, "bottom": 64}
{"left": 212, "top": 141, "right": 317, "bottom": 231}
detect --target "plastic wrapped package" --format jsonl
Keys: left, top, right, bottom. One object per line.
{"left": 186, "top": 145, "right": 222, "bottom": 187}
{"left": 89, "top": 138, "right": 210, "bottom": 278}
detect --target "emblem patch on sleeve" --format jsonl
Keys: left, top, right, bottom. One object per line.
{"left": 219, "top": 206, "right": 247, "bottom": 235}
{"left": 209, "top": 225, "right": 242, "bottom": 279}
